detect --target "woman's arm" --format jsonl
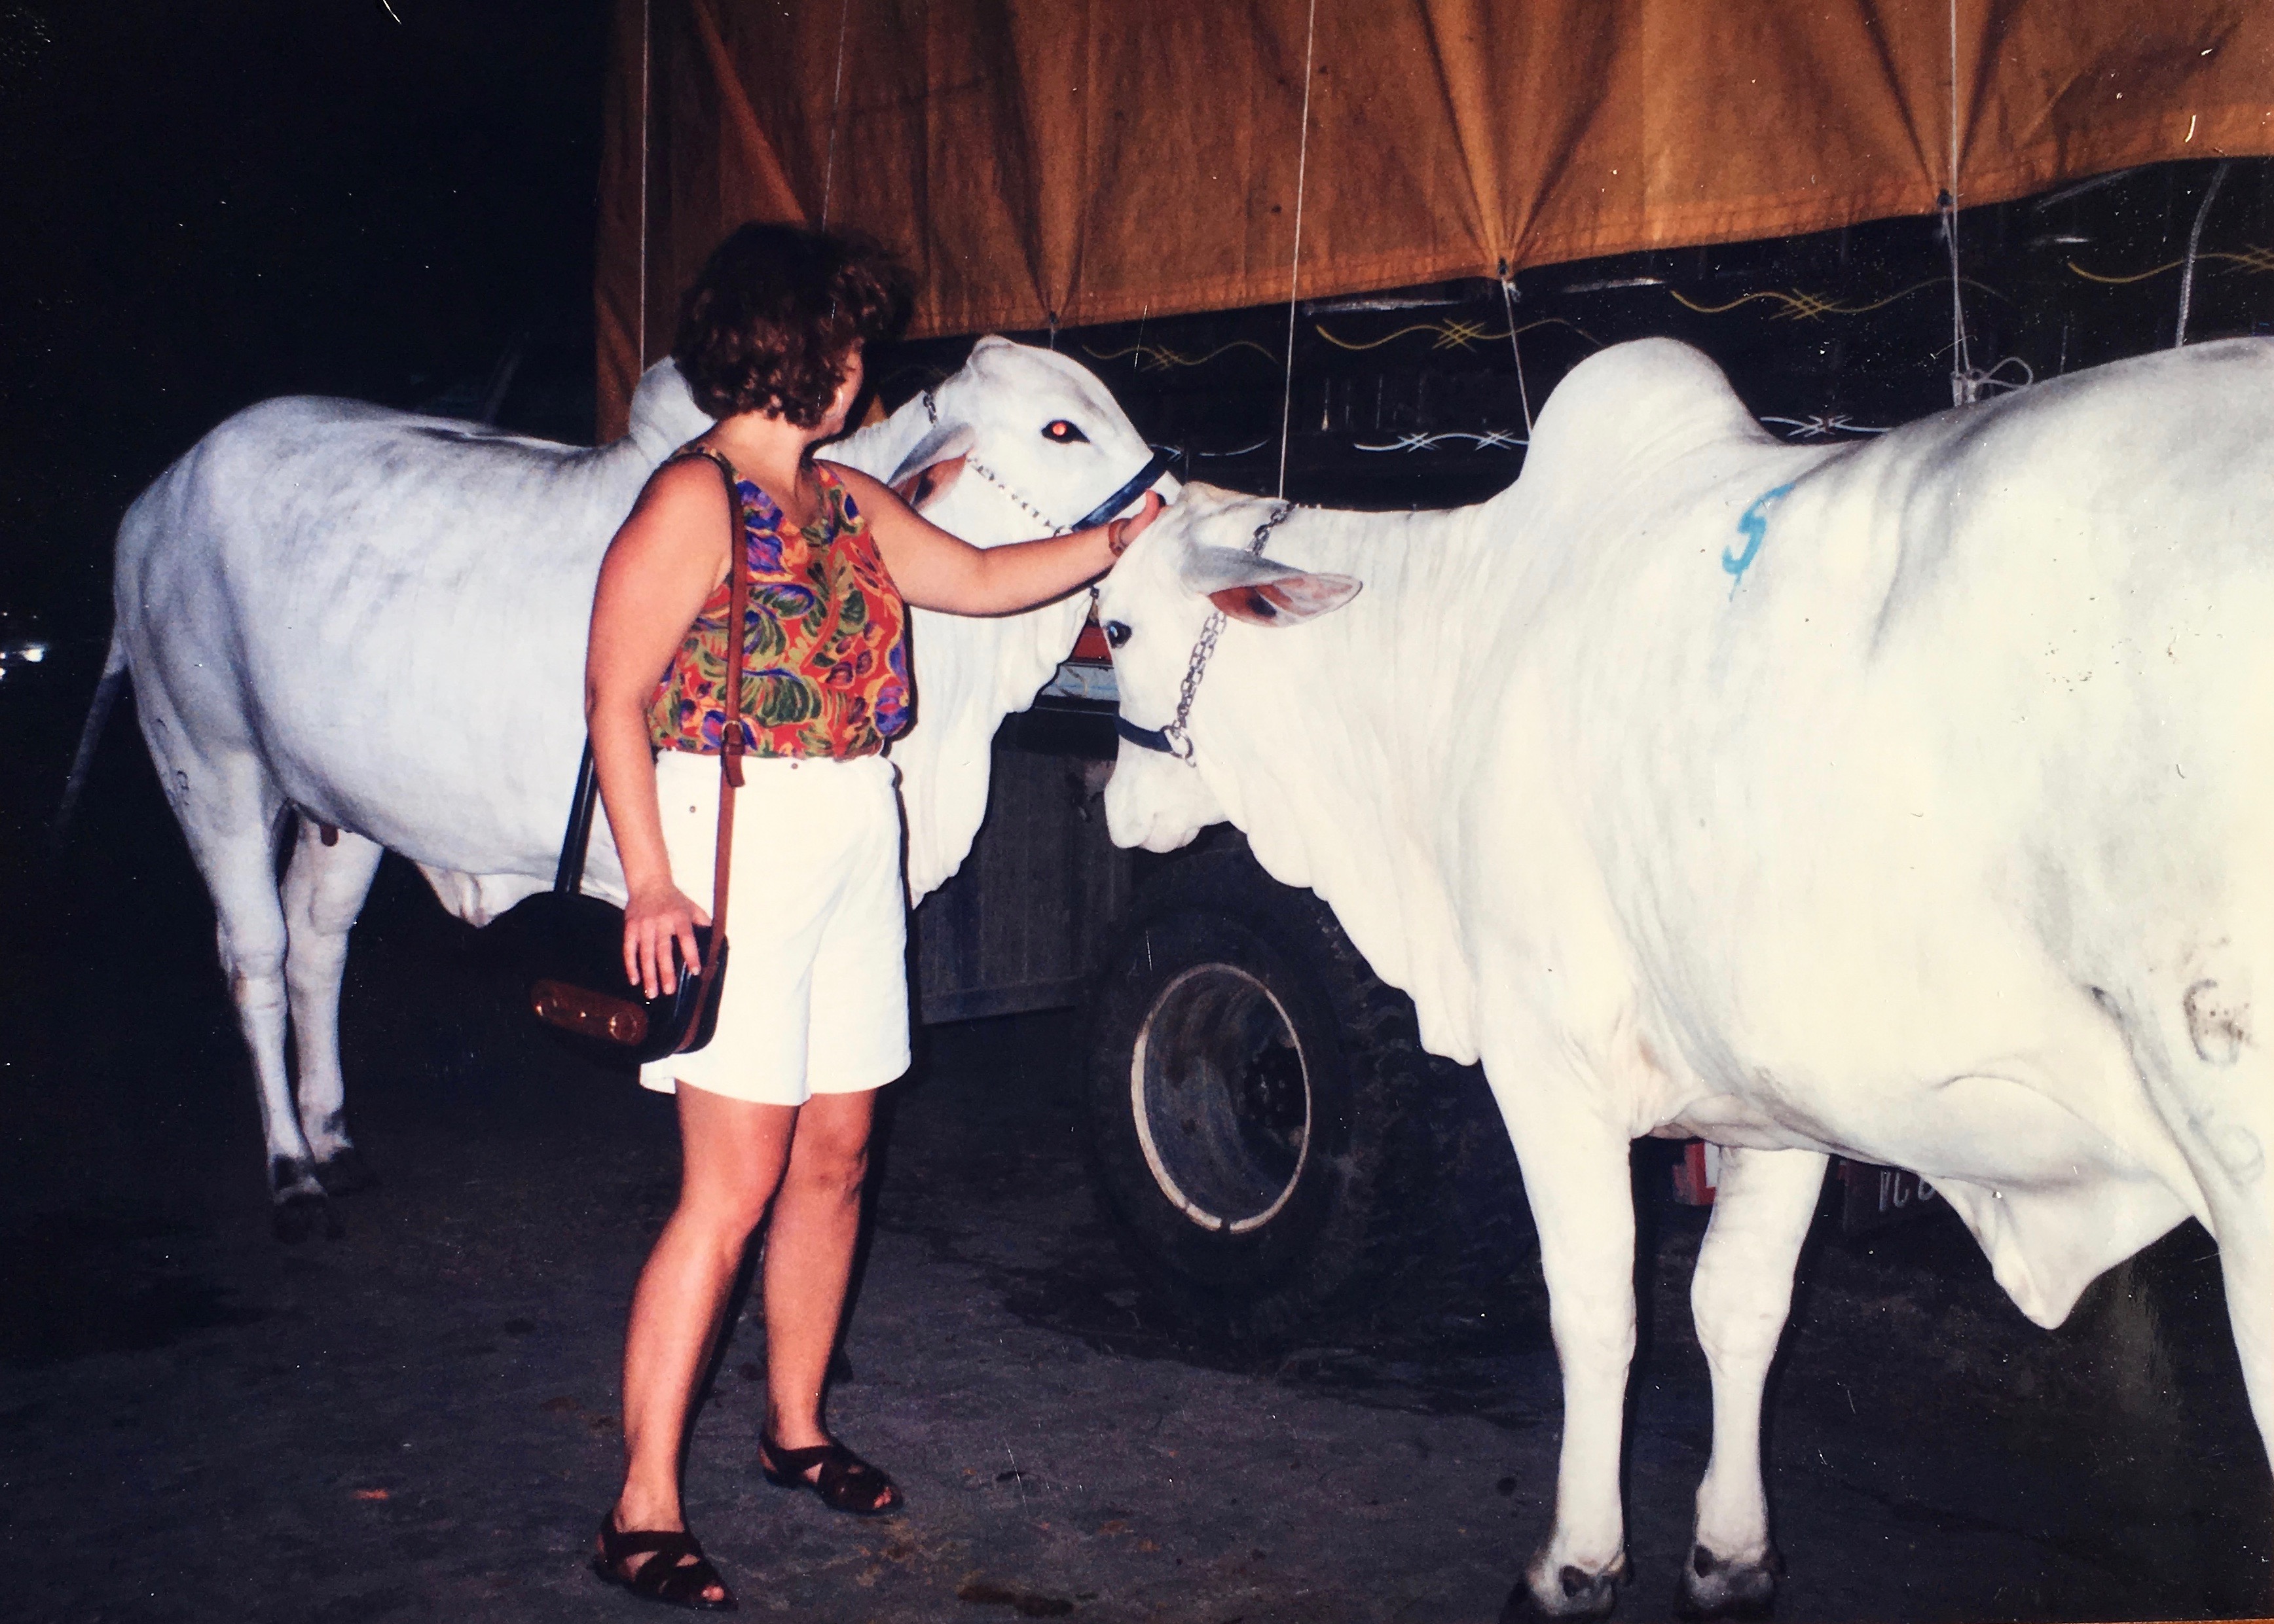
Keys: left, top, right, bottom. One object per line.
{"left": 824, "top": 461, "right": 1163, "bottom": 616}
{"left": 585, "top": 457, "right": 735, "bottom": 997}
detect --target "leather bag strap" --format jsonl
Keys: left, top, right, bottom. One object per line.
{"left": 676, "top": 446, "right": 746, "bottom": 951}
{"left": 554, "top": 742, "right": 600, "bottom": 896}
{"left": 547, "top": 447, "right": 749, "bottom": 1030}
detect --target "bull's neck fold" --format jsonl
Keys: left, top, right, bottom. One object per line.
{"left": 1190, "top": 489, "right": 1533, "bottom": 1061}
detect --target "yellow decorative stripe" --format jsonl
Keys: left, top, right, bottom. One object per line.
{"left": 1081, "top": 338, "right": 1279, "bottom": 369}
{"left": 2066, "top": 257, "right": 2186, "bottom": 285}
{"left": 2068, "top": 246, "right": 2274, "bottom": 284}
{"left": 1668, "top": 278, "right": 1992, "bottom": 321}
{"left": 1311, "top": 315, "right": 1600, "bottom": 352}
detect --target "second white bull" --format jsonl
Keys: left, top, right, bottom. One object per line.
{"left": 1095, "top": 336, "right": 2274, "bottom": 1617}
{"left": 95, "top": 337, "right": 1168, "bottom": 1235}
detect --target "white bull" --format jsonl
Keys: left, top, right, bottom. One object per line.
{"left": 93, "top": 337, "right": 1165, "bottom": 1236}
{"left": 1095, "top": 336, "right": 2274, "bottom": 1617}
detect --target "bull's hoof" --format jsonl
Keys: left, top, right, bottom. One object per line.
{"left": 1502, "top": 1554, "right": 1627, "bottom": 1620}
{"left": 1676, "top": 1542, "right": 1782, "bottom": 1619}
{"left": 271, "top": 1191, "right": 340, "bottom": 1244}
{"left": 314, "top": 1146, "right": 378, "bottom": 1197}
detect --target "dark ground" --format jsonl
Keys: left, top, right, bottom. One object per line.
{"left": 5, "top": 643, "right": 2273, "bottom": 1624}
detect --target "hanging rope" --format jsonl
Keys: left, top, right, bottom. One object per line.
{"left": 2175, "top": 160, "right": 2231, "bottom": 348}
{"left": 1936, "top": 4, "right": 2037, "bottom": 406}
{"left": 1497, "top": 268, "right": 1533, "bottom": 436}
{"left": 820, "top": 0, "right": 853, "bottom": 228}
{"left": 1942, "top": 194, "right": 1980, "bottom": 405}
{"left": 1944, "top": 0, "right": 1979, "bottom": 405}
{"left": 636, "top": 0, "right": 652, "bottom": 368}
{"left": 1276, "top": 0, "right": 1321, "bottom": 500}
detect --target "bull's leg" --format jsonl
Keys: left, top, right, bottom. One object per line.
{"left": 2138, "top": 962, "right": 2274, "bottom": 1473}
{"left": 1681, "top": 1145, "right": 1827, "bottom": 1618}
{"left": 2192, "top": 1074, "right": 2274, "bottom": 1473}
{"left": 281, "top": 818, "right": 385, "bottom": 1194}
{"left": 1490, "top": 1075, "right": 1638, "bottom": 1620}
{"left": 143, "top": 720, "right": 331, "bottom": 1239}
{"left": 2212, "top": 1184, "right": 2274, "bottom": 1476}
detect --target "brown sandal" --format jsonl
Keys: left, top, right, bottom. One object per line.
{"left": 591, "top": 1516, "right": 737, "bottom": 1611}
{"left": 758, "top": 1432, "right": 902, "bottom": 1516}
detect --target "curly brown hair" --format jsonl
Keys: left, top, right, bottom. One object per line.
{"left": 672, "top": 222, "right": 913, "bottom": 426}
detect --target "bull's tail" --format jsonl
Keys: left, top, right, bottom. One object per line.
{"left": 52, "top": 628, "right": 129, "bottom": 842}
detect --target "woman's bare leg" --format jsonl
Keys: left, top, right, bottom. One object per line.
{"left": 608, "top": 1084, "right": 796, "bottom": 1591}
{"left": 761, "top": 1089, "right": 879, "bottom": 1468}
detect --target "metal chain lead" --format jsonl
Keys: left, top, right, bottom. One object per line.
{"left": 1249, "top": 501, "right": 1293, "bottom": 555}
{"left": 1159, "top": 501, "right": 1293, "bottom": 765}
{"left": 966, "top": 456, "right": 1067, "bottom": 533}
{"left": 1160, "top": 610, "right": 1223, "bottom": 761}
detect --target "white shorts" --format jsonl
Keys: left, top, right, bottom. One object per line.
{"left": 638, "top": 749, "right": 911, "bottom": 1106}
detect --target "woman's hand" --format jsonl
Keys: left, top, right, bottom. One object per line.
{"left": 623, "top": 880, "right": 712, "bottom": 998}
{"left": 830, "top": 461, "right": 1171, "bottom": 616}
{"left": 1105, "top": 490, "right": 1165, "bottom": 558}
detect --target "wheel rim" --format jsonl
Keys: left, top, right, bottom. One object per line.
{"left": 1129, "top": 962, "right": 1312, "bottom": 1233}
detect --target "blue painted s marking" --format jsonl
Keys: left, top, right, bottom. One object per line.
{"left": 1723, "top": 480, "right": 1797, "bottom": 594}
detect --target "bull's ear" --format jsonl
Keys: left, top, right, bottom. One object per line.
{"left": 1179, "top": 544, "right": 1361, "bottom": 627}
{"left": 892, "top": 454, "right": 965, "bottom": 511}
{"left": 886, "top": 422, "right": 975, "bottom": 488}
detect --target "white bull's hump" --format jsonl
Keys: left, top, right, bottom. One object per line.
{"left": 1523, "top": 336, "right": 1782, "bottom": 477}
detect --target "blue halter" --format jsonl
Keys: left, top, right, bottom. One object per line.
{"left": 1114, "top": 714, "right": 1183, "bottom": 756}
{"left": 1073, "top": 446, "right": 1177, "bottom": 532}
{"left": 1086, "top": 447, "right": 1183, "bottom": 755}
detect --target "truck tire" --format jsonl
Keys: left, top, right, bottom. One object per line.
{"left": 1082, "top": 844, "right": 1458, "bottom": 1341}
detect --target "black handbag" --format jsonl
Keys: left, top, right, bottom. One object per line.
{"left": 505, "top": 446, "right": 748, "bottom": 1065}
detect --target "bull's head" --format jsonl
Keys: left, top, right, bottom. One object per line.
{"left": 856, "top": 335, "right": 1181, "bottom": 900}
{"left": 883, "top": 334, "right": 1173, "bottom": 535}
{"left": 1095, "top": 482, "right": 1361, "bottom": 854}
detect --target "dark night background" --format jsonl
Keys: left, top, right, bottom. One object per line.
{"left": 1, "top": 0, "right": 610, "bottom": 647}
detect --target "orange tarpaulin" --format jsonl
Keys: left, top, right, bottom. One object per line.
{"left": 596, "top": 0, "right": 2274, "bottom": 436}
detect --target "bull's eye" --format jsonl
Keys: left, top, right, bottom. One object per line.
{"left": 1043, "top": 419, "right": 1090, "bottom": 444}
{"left": 1103, "top": 620, "right": 1133, "bottom": 649}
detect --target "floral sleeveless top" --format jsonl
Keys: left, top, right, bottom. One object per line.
{"left": 647, "top": 454, "right": 911, "bottom": 759}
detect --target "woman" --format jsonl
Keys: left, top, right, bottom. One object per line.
{"left": 583, "top": 222, "right": 1161, "bottom": 1611}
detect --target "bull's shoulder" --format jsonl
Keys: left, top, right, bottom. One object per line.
{"left": 210, "top": 393, "right": 408, "bottom": 437}
{"left": 2061, "top": 333, "right": 2274, "bottom": 406}
{"left": 1951, "top": 335, "right": 2274, "bottom": 469}
{"left": 214, "top": 394, "right": 572, "bottom": 452}
{"left": 178, "top": 396, "right": 596, "bottom": 501}
{"left": 1524, "top": 338, "right": 1776, "bottom": 482}
{"left": 1823, "top": 336, "right": 2274, "bottom": 543}
{"left": 118, "top": 392, "right": 626, "bottom": 586}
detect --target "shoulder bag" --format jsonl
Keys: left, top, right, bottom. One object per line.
{"left": 507, "top": 446, "right": 748, "bottom": 1064}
